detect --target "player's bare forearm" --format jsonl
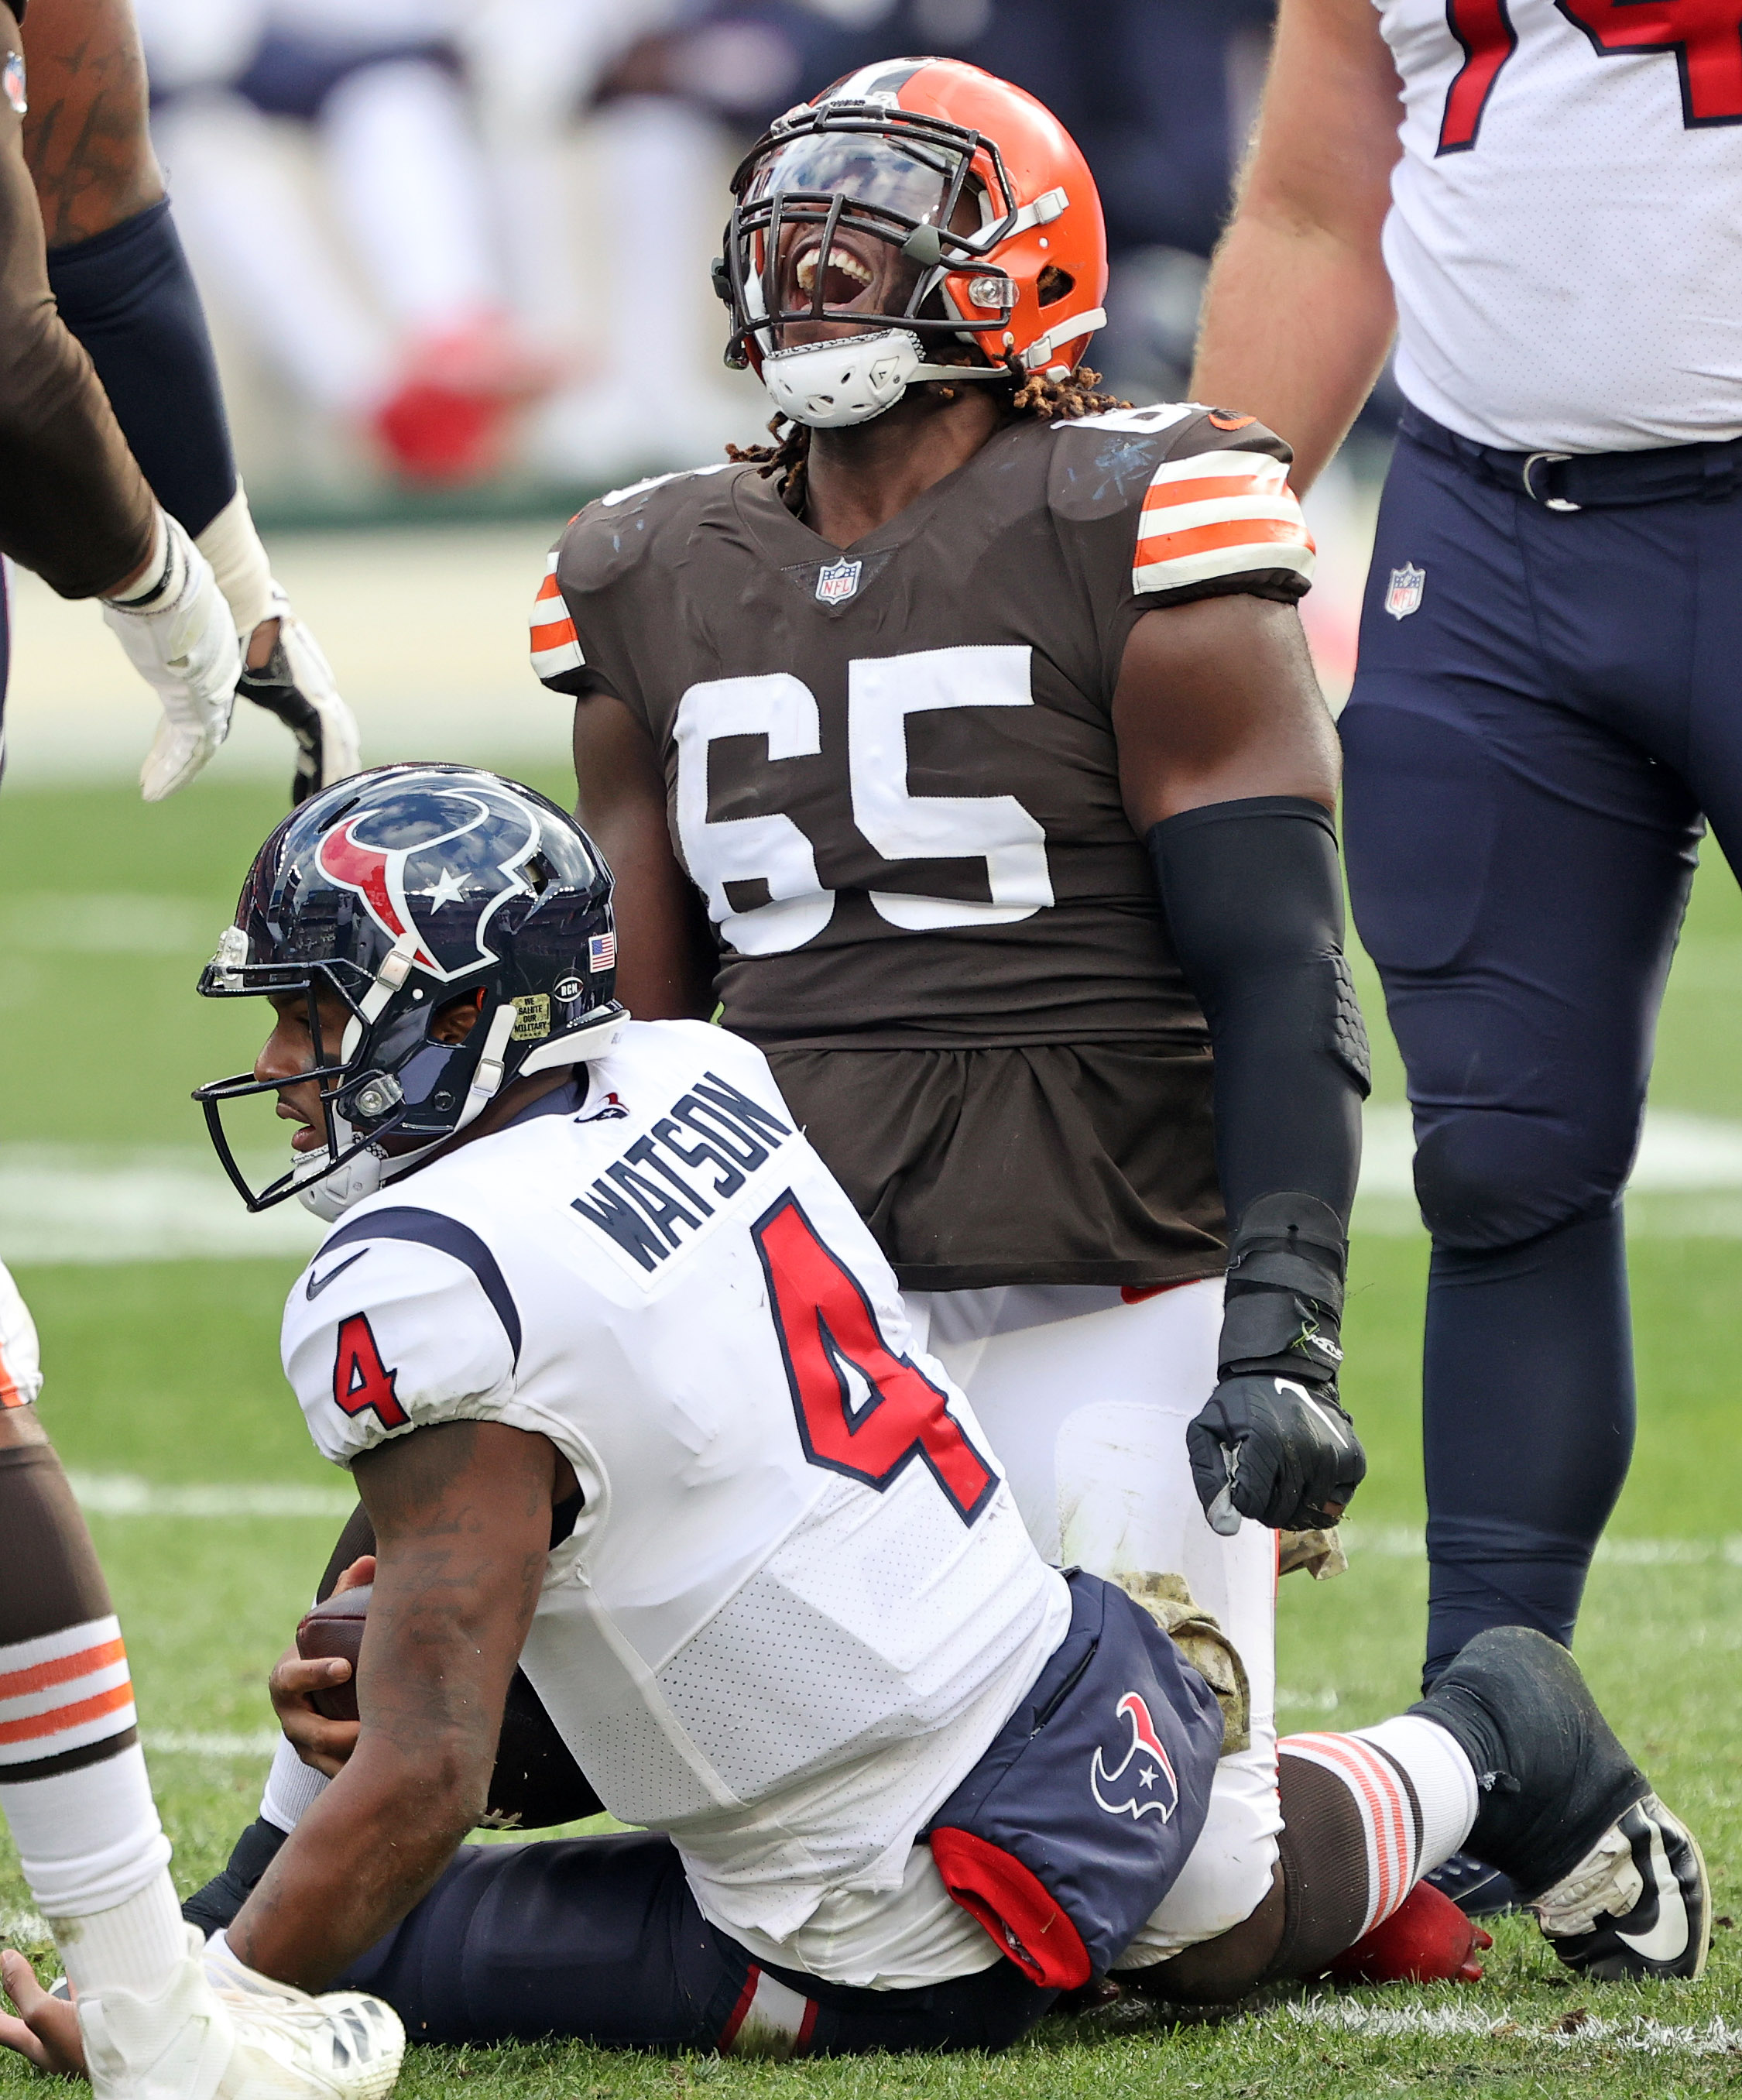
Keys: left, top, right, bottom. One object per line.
{"left": 0, "top": 6, "right": 153, "bottom": 593}
{"left": 572, "top": 688, "right": 716, "bottom": 1020}
{"left": 1190, "top": 0, "right": 1403, "bottom": 491}
{"left": 1113, "top": 595, "right": 1339, "bottom": 830}
{"left": 1192, "top": 218, "right": 1396, "bottom": 492}
{"left": 21, "top": 0, "right": 163, "bottom": 248}
{"left": 228, "top": 1421, "right": 557, "bottom": 1990}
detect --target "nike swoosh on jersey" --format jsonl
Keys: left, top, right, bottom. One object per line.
{"left": 1615, "top": 1822, "right": 1690, "bottom": 1963}
{"left": 306, "top": 1249, "right": 369, "bottom": 1301}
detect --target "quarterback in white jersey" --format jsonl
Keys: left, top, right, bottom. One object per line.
{"left": 172, "top": 764, "right": 1708, "bottom": 2055}
{"left": 1195, "top": 0, "right": 1742, "bottom": 1916}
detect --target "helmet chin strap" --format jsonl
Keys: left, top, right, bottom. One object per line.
{"left": 300, "top": 1002, "right": 520, "bottom": 1221}
{"left": 760, "top": 328, "right": 1002, "bottom": 430}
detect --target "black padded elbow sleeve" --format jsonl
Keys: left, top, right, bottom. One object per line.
{"left": 1148, "top": 796, "right": 1368, "bottom": 1240}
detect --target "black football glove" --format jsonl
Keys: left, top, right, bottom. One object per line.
{"left": 236, "top": 598, "right": 361, "bottom": 805}
{"left": 1187, "top": 1372, "right": 1366, "bottom": 1534}
{"left": 1188, "top": 1191, "right": 1366, "bottom": 1534}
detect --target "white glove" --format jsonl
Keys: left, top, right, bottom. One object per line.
{"left": 238, "top": 585, "right": 362, "bottom": 805}
{"left": 101, "top": 511, "right": 240, "bottom": 801}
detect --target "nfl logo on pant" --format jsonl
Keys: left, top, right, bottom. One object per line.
{"left": 816, "top": 558, "right": 862, "bottom": 604}
{"left": 1385, "top": 562, "right": 1425, "bottom": 619}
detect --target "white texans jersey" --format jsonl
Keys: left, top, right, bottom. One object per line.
{"left": 281, "top": 1021, "right": 1069, "bottom": 1981}
{"left": 1377, "top": 0, "right": 1742, "bottom": 451}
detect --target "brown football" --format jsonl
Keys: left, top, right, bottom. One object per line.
{"left": 295, "top": 1585, "right": 370, "bottom": 1721}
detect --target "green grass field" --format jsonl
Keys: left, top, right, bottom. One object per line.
{"left": 0, "top": 780, "right": 1737, "bottom": 2098}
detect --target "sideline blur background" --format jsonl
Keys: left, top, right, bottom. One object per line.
{"left": 10, "top": 0, "right": 1397, "bottom": 795}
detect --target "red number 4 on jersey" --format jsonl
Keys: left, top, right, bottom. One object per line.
{"left": 754, "top": 1195, "right": 997, "bottom": 1523}
{"left": 333, "top": 1313, "right": 410, "bottom": 1431}
{"left": 1440, "top": 0, "right": 1742, "bottom": 153}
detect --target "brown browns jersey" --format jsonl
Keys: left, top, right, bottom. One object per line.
{"left": 536, "top": 404, "right": 1314, "bottom": 1288}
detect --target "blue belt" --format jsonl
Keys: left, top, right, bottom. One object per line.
{"left": 1398, "top": 404, "right": 1742, "bottom": 512}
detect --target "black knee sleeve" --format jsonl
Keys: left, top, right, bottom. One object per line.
{"left": 1262, "top": 1751, "right": 1375, "bottom": 1982}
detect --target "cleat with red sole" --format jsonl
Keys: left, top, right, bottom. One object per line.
{"left": 1328, "top": 1880, "right": 1493, "bottom": 1985}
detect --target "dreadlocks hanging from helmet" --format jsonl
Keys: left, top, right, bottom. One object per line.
{"left": 715, "top": 58, "right": 1125, "bottom": 503}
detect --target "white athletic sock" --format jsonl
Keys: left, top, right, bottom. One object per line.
{"left": 1280, "top": 1715, "right": 1479, "bottom": 1936}
{"left": 51, "top": 1871, "right": 187, "bottom": 1998}
{"left": 1353, "top": 1715, "right": 1480, "bottom": 1880}
{"left": 259, "top": 1736, "right": 328, "bottom": 1834}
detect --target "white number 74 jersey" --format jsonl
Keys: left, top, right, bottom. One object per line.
{"left": 281, "top": 1019, "right": 1068, "bottom": 1958}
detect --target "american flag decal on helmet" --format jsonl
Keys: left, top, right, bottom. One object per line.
{"left": 530, "top": 551, "right": 585, "bottom": 687}
{"left": 589, "top": 931, "right": 616, "bottom": 972}
{"left": 1132, "top": 450, "right": 1315, "bottom": 596}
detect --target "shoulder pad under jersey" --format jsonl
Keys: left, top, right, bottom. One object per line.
{"left": 1046, "top": 403, "right": 1313, "bottom": 602}
{"left": 530, "top": 461, "right": 745, "bottom": 696}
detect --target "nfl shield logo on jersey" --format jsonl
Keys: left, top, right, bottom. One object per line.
{"left": 815, "top": 558, "right": 862, "bottom": 604}
{"left": 1385, "top": 562, "right": 1425, "bottom": 620}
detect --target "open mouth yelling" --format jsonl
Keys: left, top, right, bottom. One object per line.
{"left": 792, "top": 241, "right": 875, "bottom": 307}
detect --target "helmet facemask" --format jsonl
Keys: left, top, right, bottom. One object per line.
{"left": 722, "top": 101, "right": 1024, "bottom": 424}
{"left": 194, "top": 765, "right": 626, "bottom": 1219}
{"left": 194, "top": 934, "right": 526, "bottom": 1217}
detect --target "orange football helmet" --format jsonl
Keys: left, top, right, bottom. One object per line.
{"left": 718, "top": 57, "right": 1109, "bottom": 424}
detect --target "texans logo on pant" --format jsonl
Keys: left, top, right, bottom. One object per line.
{"left": 1090, "top": 1692, "right": 1180, "bottom": 1822}
{"left": 317, "top": 776, "right": 541, "bottom": 982}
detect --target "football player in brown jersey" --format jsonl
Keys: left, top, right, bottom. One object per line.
{"left": 530, "top": 57, "right": 1370, "bottom": 1999}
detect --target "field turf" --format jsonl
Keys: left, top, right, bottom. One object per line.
{"left": 0, "top": 781, "right": 1737, "bottom": 2098}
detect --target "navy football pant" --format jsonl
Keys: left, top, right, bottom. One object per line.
{"left": 336, "top": 1832, "right": 1053, "bottom": 2055}
{"left": 1340, "top": 423, "right": 1740, "bottom": 1685}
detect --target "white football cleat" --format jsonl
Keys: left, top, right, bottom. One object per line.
{"left": 77, "top": 1927, "right": 403, "bottom": 2099}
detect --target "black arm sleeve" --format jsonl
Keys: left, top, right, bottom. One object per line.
{"left": 1147, "top": 795, "right": 1368, "bottom": 1240}
{"left": 48, "top": 199, "right": 238, "bottom": 539}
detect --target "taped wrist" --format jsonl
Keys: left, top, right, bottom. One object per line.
{"left": 195, "top": 486, "right": 275, "bottom": 638}
{"left": 1219, "top": 1190, "right": 1346, "bottom": 1381}
{"left": 1148, "top": 797, "right": 1369, "bottom": 1234}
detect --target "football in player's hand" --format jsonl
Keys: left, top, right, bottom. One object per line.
{"left": 296, "top": 1586, "right": 370, "bottom": 1721}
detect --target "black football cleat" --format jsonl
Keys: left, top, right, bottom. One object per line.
{"left": 1535, "top": 1794, "right": 1709, "bottom": 1982}
{"left": 1409, "top": 1626, "right": 1650, "bottom": 1901}
{"left": 1424, "top": 1849, "right": 1520, "bottom": 1918}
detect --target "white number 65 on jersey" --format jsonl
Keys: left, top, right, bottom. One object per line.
{"left": 673, "top": 644, "right": 1054, "bottom": 956}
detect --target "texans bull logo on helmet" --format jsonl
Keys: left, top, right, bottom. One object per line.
{"left": 1089, "top": 1691, "right": 1180, "bottom": 1823}
{"left": 317, "top": 778, "right": 542, "bottom": 983}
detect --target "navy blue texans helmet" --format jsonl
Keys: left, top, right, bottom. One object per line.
{"left": 195, "top": 763, "right": 625, "bottom": 1217}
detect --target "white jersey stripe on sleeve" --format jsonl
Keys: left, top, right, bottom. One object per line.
{"left": 529, "top": 554, "right": 585, "bottom": 682}
{"left": 1132, "top": 448, "right": 1314, "bottom": 595}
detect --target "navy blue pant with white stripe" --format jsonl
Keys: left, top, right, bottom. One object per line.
{"left": 335, "top": 1832, "right": 1052, "bottom": 2056}
{"left": 1341, "top": 420, "right": 1742, "bottom": 1685}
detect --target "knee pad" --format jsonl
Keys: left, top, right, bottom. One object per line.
{"left": 1411, "top": 1110, "right": 1630, "bottom": 1251}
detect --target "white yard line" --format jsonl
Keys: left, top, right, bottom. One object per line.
{"left": 143, "top": 1731, "right": 280, "bottom": 1758}
{"left": 1283, "top": 1997, "right": 1742, "bottom": 2056}
{"left": 12, "top": 1106, "right": 1742, "bottom": 1264}
{"left": 68, "top": 1474, "right": 353, "bottom": 1518}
